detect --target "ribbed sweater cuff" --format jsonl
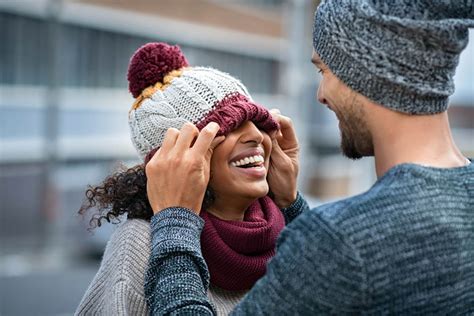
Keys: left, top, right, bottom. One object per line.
{"left": 280, "top": 191, "right": 308, "bottom": 224}
{"left": 150, "top": 207, "right": 205, "bottom": 253}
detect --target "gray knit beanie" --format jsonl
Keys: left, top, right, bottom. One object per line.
{"left": 313, "top": 0, "right": 474, "bottom": 114}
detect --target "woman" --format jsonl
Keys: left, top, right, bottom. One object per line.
{"left": 75, "top": 42, "right": 296, "bottom": 315}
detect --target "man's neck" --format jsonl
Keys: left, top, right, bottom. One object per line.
{"left": 371, "top": 111, "right": 467, "bottom": 178}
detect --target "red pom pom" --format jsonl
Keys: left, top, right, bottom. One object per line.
{"left": 127, "top": 42, "right": 189, "bottom": 98}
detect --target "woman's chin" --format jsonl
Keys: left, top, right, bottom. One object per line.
{"left": 242, "top": 184, "right": 269, "bottom": 200}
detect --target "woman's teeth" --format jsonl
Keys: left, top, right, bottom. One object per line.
{"left": 230, "top": 155, "right": 264, "bottom": 167}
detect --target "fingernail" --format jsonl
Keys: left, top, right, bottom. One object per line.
{"left": 206, "top": 122, "right": 220, "bottom": 131}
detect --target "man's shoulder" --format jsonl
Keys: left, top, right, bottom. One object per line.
{"left": 291, "top": 161, "right": 473, "bottom": 244}
{"left": 303, "top": 162, "right": 443, "bottom": 223}
{"left": 289, "top": 169, "right": 416, "bottom": 240}
{"left": 299, "top": 185, "right": 393, "bottom": 227}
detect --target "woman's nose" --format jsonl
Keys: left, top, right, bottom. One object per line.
{"left": 240, "top": 121, "right": 264, "bottom": 144}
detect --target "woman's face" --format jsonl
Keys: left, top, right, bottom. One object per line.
{"left": 209, "top": 121, "right": 273, "bottom": 207}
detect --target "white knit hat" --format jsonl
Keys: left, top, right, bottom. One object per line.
{"left": 127, "top": 42, "right": 278, "bottom": 161}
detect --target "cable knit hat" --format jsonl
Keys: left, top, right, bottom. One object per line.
{"left": 127, "top": 42, "right": 279, "bottom": 160}
{"left": 313, "top": 0, "right": 474, "bottom": 115}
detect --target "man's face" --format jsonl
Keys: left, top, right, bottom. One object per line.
{"left": 311, "top": 51, "right": 374, "bottom": 159}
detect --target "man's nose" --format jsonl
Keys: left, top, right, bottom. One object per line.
{"left": 317, "top": 85, "right": 327, "bottom": 105}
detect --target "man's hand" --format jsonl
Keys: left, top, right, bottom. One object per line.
{"left": 268, "top": 109, "right": 299, "bottom": 208}
{"left": 145, "top": 122, "right": 224, "bottom": 214}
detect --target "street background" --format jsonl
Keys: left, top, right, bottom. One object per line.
{"left": 1, "top": 1, "right": 473, "bottom": 315}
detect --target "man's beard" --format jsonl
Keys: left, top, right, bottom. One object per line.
{"left": 341, "top": 128, "right": 364, "bottom": 159}
{"left": 338, "top": 99, "right": 373, "bottom": 160}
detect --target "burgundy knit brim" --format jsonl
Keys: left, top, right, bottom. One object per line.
{"left": 144, "top": 93, "right": 279, "bottom": 164}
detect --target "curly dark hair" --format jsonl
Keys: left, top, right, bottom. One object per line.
{"left": 78, "top": 163, "right": 215, "bottom": 230}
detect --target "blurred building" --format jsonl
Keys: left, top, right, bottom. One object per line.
{"left": 0, "top": 0, "right": 318, "bottom": 254}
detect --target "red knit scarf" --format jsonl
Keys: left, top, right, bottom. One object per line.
{"left": 200, "top": 196, "right": 285, "bottom": 291}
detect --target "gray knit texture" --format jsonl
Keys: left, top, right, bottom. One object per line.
{"left": 145, "top": 195, "right": 306, "bottom": 315}
{"left": 145, "top": 162, "right": 474, "bottom": 314}
{"left": 313, "top": 0, "right": 474, "bottom": 114}
{"left": 75, "top": 219, "right": 244, "bottom": 315}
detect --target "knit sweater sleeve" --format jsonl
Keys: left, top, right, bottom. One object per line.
{"left": 145, "top": 206, "right": 367, "bottom": 315}
{"left": 145, "top": 207, "right": 217, "bottom": 315}
{"left": 279, "top": 191, "right": 310, "bottom": 224}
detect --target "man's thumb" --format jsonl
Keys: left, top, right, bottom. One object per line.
{"left": 206, "top": 136, "right": 225, "bottom": 160}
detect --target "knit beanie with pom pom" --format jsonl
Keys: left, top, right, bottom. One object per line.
{"left": 127, "top": 42, "right": 279, "bottom": 161}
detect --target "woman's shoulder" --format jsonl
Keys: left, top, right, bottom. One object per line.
{"left": 208, "top": 285, "right": 246, "bottom": 316}
{"left": 102, "top": 218, "right": 151, "bottom": 272}
{"left": 110, "top": 218, "right": 151, "bottom": 244}
{"left": 75, "top": 219, "right": 151, "bottom": 315}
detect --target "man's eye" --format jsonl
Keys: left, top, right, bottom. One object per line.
{"left": 318, "top": 69, "right": 323, "bottom": 74}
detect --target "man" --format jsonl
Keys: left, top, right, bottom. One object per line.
{"left": 144, "top": 0, "right": 474, "bottom": 314}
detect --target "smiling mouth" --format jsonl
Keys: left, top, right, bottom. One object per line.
{"left": 230, "top": 155, "right": 265, "bottom": 168}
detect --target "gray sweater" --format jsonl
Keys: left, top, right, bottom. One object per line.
{"left": 145, "top": 162, "right": 474, "bottom": 314}
{"left": 75, "top": 219, "right": 245, "bottom": 315}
